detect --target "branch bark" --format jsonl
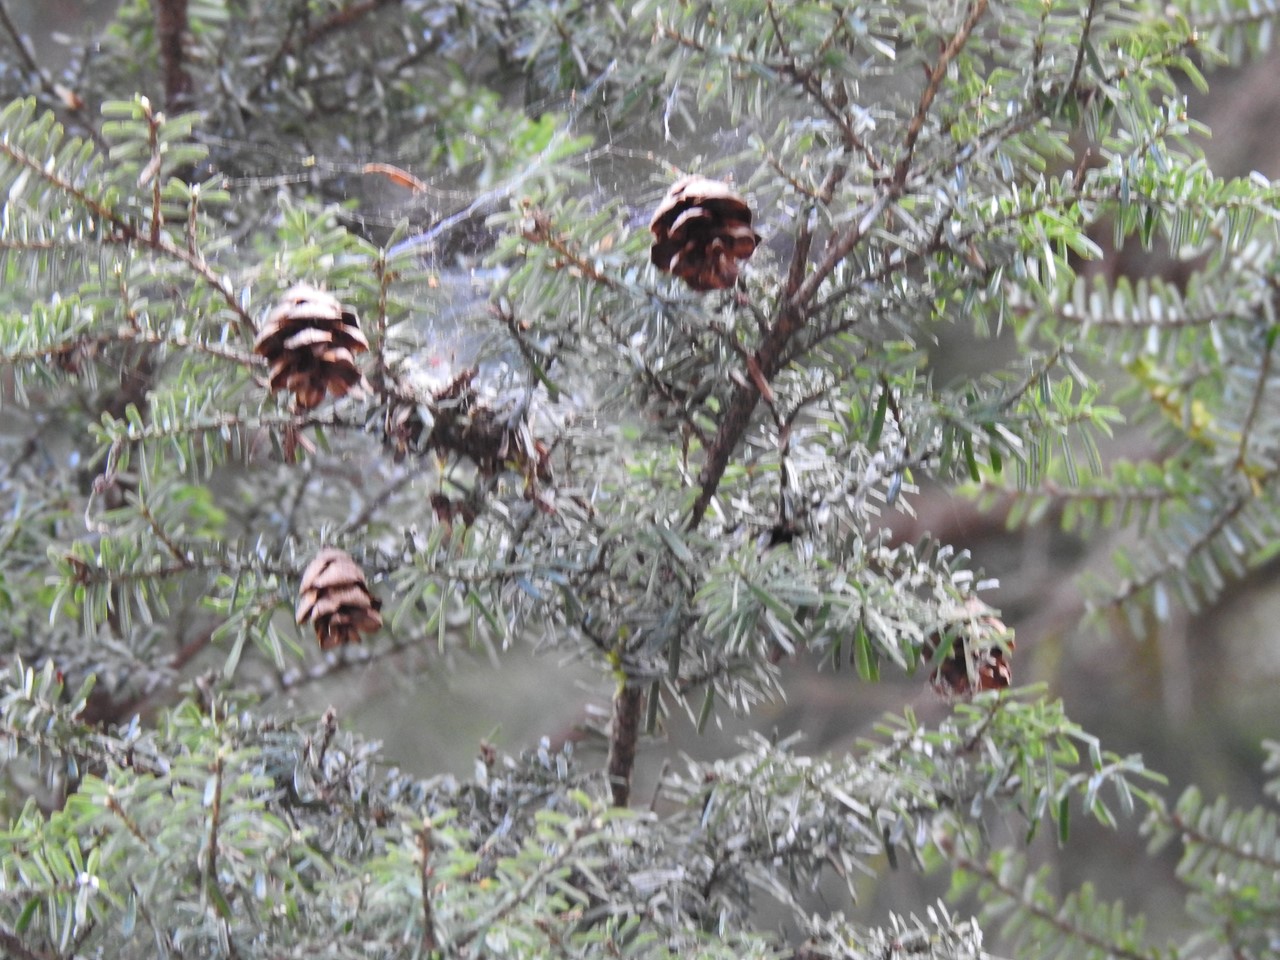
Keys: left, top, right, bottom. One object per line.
{"left": 0, "top": 0, "right": 104, "bottom": 145}
{"left": 684, "top": 0, "right": 993, "bottom": 531}
{"left": 0, "top": 924, "right": 62, "bottom": 960}
{"left": 154, "top": 0, "right": 193, "bottom": 111}
{"left": 606, "top": 682, "right": 643, "bottom": 807}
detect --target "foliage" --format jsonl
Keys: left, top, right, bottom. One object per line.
{"left": 0, "top": 0, "right": 1278, "bottom": 957}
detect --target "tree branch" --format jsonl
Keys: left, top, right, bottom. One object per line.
{"left": 445, "top": 824, "right": 590, "bottom": 951}
{"left": 417, "top": 825, "right": 439, "bottom": 954}
{"left": 953, "top": 854, "right": 1157, "bottom": 960}
{"left": 606, "top": 682, "right": 643, "bottom": 807}
{"left": 685, "top": 195, "right": 889, "bottom": 530}
{"left": 153, "top": 0, "right": 193, "bottom": 111}
{"left": 893, "top": 0, "right": 990, "bottom": 187}
{"left": 0, "top": 0, "right": 103, "bottom": 146}
{"left": 0, "top": 923, "right": 63, "bottom": 960}
{"left": 0, "top": 137, "right": 255, "bottom": 333}
{"left": 203, "top": 749, "right": 230, "bottom": 918}
{"left": 304, "top": 0, "right": 403, "bottom": 46}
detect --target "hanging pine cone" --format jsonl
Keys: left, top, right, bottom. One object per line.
{"left": 649, "top": 175, "right": 761, "bottom": 291}
{"left": 295, "top": 548, "right": 383, "bottom": 649}
{"left": 384, "top": 400, "right": 428, "bottom": 463}
{"left": 426, "top": 369, "right": 554, "bottom": 488}
{"left": 254, "top": 284, "right": 370, "bottom": 409}
{"left": 923, "top": 597, "right": 1014, "bottom": 698}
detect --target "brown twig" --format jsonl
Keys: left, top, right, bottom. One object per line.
{"left": 0, "top": 136, "right": 255, "bottom": 332}
{"left": 303, "top": 0, "right": 402, "bottom": 45}
{"left": 1167, "top": 809, "right": 1280, "bottom": 872}
{"left": 0, "top": 923, "right": 61, "bottom": 960}
{"left": 418, "top": 825, "right": 439, "bottom": 953}
{"left": 105, "top": 796, "right": 157, "bottom": 850}
{"left": 248, "top": 0, "right": 405, "bottom": 103}
{"left": 952, "top": 854, "right": 1157, "bottom": 960}
{"left": 1065, "top": 0, "right": 1101, "bottom": 105}
{"left": 0, "top": 0, "right": 104, "bottom": 146}
{"left": 606, "top": 682, "right": 643, "bottom": 807}
{"left": 686, "top": 193, "right": 889, "bottom": 530}
{"left": 445, "top": 826, "right": 588, "bottom": 952}
{"left": 142, "top": 101, "right": 165, "bottom": 244}
{"left": 204, "top": 750, "right": 229, "bottom": 916}
{"left": 893, "top": 0, "right": 990, "bottom": 187}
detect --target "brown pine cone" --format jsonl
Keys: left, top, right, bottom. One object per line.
{"left": 295, "top": 548, "right": 383, "bottom": 649}
{"left": 425, "top": 369, "right": 554, "bottom": 488}
{"left": 254, "top": 284, "right": 371, "bottom": 409}
{"left": 923, "top": 597, "right": 1014, "bottom": 698}
{"left": 649, "top": 176, "right": 761, "bottom": 291}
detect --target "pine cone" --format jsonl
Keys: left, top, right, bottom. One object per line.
{"left": 923, "top": 597, "right": 1014, "bottom": 698}
{"left": 254, "top": 284, "right": 370, "bottom": 409}
{"left": 426, "top": 369, "right": 554, "bottom": 487}
{"left": 384, "top": 400, "right": 428, "bottom": 463}
{"left": 649, "top": 176, "right": 761, "bottom": 291}
{"left": 295, "top": 548, "right": 382, "bottom": 649}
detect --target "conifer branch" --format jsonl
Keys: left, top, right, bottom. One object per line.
{"left": 1232, "top": 318, "right": 1277, "bottom": 475}
{"left": 607, "top": 682, "right": 643, "bottom": 807}
{"left": 0, "top": 135, "right": 254, "bottom": 332}
{"left": 417, "top": 825, "right": 438, "bottom": 954}
{"left": 203, "top": 749, "right": 228, "bottom": 916}
{"left": 0, "top": 924, "right": 61, "bottom": 960}
{"left": 893, "top": 0, "right": 989, "bottom": 187}
{"left": 953, "top": 855, "right": 1157, "bottom": 960}
{"left": 1166, "top": 809, "right": 1280, "bottom": 873}
{"left": 445, "top": 825, "right": 591, "bottom": 952}
{"left": 1066, "top": 0, "right": 1101, "bottom": 103}
{"left": 0, "top": 0, "right": 103, "bottom": 146}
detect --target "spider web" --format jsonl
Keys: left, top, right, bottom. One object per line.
{"left": 210, "top": 67, "right": 662, "bottom": 346}
{"left": 200, "top": 61, "right": 759, "bottom": 382}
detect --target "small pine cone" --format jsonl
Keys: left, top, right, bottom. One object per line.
{"left": 649, "top": 176, "right": 761, "bottom": 291}
{"left": 430, "top": 492, "right": 477, "bottom": 534}
{"left": 385, "top": 401, "right": 428, "bottom": 462}
{"left": 426, "top": 369, "right": 554, "bottom": 488}
{"left": 254, "top": 284, "right": 371, "bottom": 409}
{"left": 295, "top": 548, "right": 382, "bottom": 649}
{"left": 923, "top": 597, "right": 1014, "bottom": 698}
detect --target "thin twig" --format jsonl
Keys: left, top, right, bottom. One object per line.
{"left": 0, "top": 137, "right": 255, "bottom": 332}
{"left": 893, "top": 0, "right": 990, "bottom": 187}
{"left": 417, "top": 825, "right": 439, "bottom": 954}
{"left": 304, "top": 0, "right": 402, "bottom": 45}
{"left": 1108, "top": 489, "right": 1250, "bottom": 608}
{"left": 606, "top": 682, "right": 644, "bottom": 807}
{"left": 0, "top": 328, "right": 260, "bottom": 369}
{"left": 0, "top": 0, "right": 104, "bottom": 146}
{"left": 444, "top": 824, "right": 591, "bottom": 951}
{"left": 686, "top": 194, "right": 889, "bottom": 529}
{"left": 661, "top": 19, "right": 882, "bottom": 172}
{"left": 1166, "top": 809, "right": 1280, "bottom": 872}
{"left": 144, "top": 103, "right": 164, "bottom": 244}
{"left": 1065, "top": 0, "right": 1101, "bottom": 105}
{"left": 105, "top": 796, "right": 157, "bottom": 851}
{"left": 952, "top": 854, "right": 1157, "bottom": 960}
{"left": 0, "top": 923, "right": 62, "bottom": 960}
{"left": 246, "top": 0, "right": 406, "bottom": 109}
{"left": 140, "top": 501, "right": 195, "bottom": 571}
{"left": 204, "top": 749, "right": 228, "bottom": 916}
{"left": 1232, "top": 301, "right": 1277, "bottom": 475}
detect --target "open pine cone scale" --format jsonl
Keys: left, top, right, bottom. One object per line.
{"left": 649, "top": 175, "right": 761, "bottom": 291}
{"left": 295, "top": 547, "right": 383, "bottom": 649}
{"left": 254, "top": 284, "right": 371, "bottom": 409}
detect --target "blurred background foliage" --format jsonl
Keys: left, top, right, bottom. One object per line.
{"left": 3, "top": 0, "right": 1280, "bottom": 957}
